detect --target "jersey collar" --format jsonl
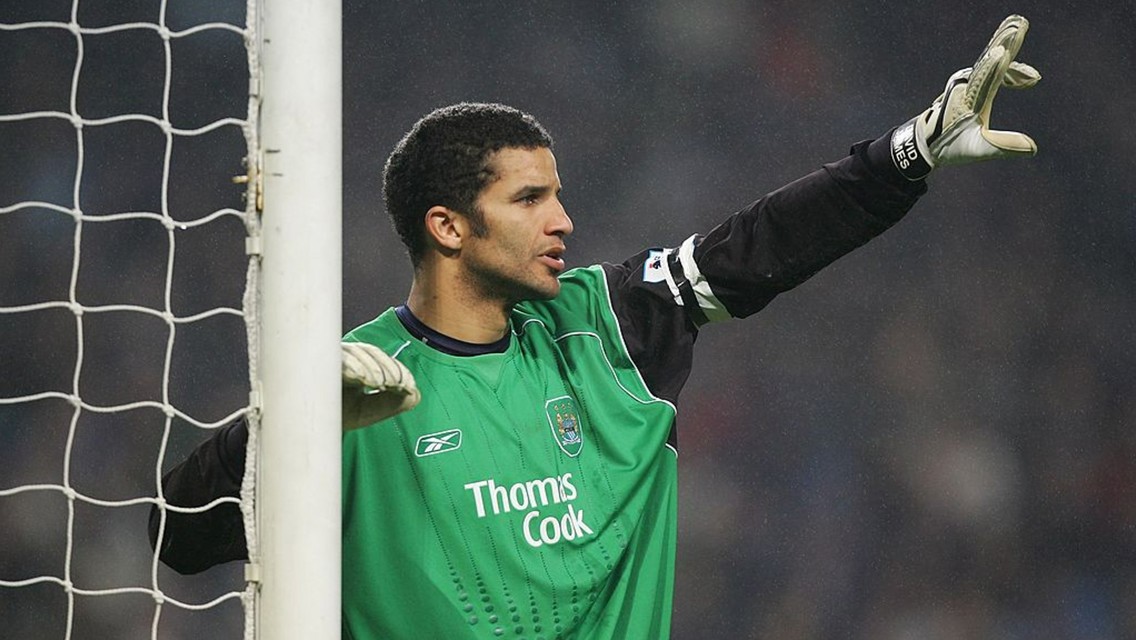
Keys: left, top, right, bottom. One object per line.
{"left": 394, "top": 305, "right": 511, "bottom": 356}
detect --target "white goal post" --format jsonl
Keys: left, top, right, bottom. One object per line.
{"left": 0, "top": 0, "right": 342, "bottom": 637}
{"left": 255, "top": 0, "right": 343, "bottom": 637}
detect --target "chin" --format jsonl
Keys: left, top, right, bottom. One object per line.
{"left": 528, "top": 283, "right": 561, "bottom": 302}
{"left": 515, "top": 279, "right": 560, "bottom": 303}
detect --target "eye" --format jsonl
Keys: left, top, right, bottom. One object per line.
{"left": 519, "top": 193, "right": 540, "bottom": 205}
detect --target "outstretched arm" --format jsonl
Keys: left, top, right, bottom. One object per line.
{"left": 605, "top": 15, "right": 1041, "bottom": 406}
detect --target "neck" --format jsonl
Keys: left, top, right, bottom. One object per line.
{"left": 406, "top": 264, "right": 511, "bottom": 344}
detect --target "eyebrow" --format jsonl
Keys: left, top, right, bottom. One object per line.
{"left": 509, "top": 184, "right": 561, "bottom": 200}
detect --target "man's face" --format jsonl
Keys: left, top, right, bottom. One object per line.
{"left": 459, "top": 146, "right": 573, "bottom": 305}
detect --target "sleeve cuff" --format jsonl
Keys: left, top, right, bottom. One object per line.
{"left": 854, "top": 127, "right": 931, "bottom": 189}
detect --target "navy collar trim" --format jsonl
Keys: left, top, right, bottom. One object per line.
{"left": 394, "top": 305, "right": 510, "bottom": 356}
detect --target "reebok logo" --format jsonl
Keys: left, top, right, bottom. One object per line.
{"left": 415, "top": 429, "right": 462, "bottom": 457}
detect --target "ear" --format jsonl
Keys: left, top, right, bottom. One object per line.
{"left": 423, "top": 205, "right": 464, "bottom": 253}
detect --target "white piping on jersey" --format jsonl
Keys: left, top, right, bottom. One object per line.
{"left": 512, "top": 318, "right": 670, "bottom": 411}
{"left": 554, "top": 330, "right": 666, "bottom": 409}
{"left": 594, "top": 265, "right": 680, "bottom": 459}
{"left": 513, "top": 317, "right": 545, "bottom": 336}
{"left": 390, "top": 340, "right": 412, "bottom": 359}
{"left": 512, "top": 305, "right": 679, "bottom": 460}
{"left": 678, "top": 234, "right": 730, "bottom": 323}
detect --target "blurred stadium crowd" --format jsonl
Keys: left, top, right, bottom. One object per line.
{"left": 2, "top": 1, "right": 1133, "bottom": 638}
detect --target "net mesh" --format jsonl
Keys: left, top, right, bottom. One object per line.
{"left": 0, "top": 1, "right": 260, "bottom": 638}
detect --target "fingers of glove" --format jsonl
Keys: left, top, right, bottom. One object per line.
{"left": 342, "top": 343, "right": 382, "bottom": 387}
{"left": 981, "top": 128, "right": 1038, "bottom": 156}
{"left": 989, "top": 61, "right": 1041, "bottom": 156}
{"left": 341, "top": 342, "right": 403, "bottom": 389}
{"left": 968, "top": 44, "right": 1012, "bottom": 121}
{"left": 972, "top": 15, "right": 1030, "bottom": 119}
{"left": 362, "top": 357, "right": 416, "bottom": 394}
{"left": 341, "top": 347, "right": 370, "bottom": 385}
{"left": 1003, "top": 61, "right": 1041, "bottom": 89}
{"left": 979, "top": 15, "right": 1029, "bottom": 64}
{"left": 347, "top": 382, "right": 421, "bottom": 430}
{"left": 956, "top": 62, "right": 1038, "bottom": 91}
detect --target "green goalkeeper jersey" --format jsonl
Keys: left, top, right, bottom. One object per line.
{"left": 342, "top": 265, "right": 680, "bottom": 639}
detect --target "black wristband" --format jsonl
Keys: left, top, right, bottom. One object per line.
{"left": 890, "top": 117, "right": 934, "bottom": 181}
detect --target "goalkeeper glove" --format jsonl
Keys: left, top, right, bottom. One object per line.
{"left": 891, "top": 14, "right": 1041, "bottom": 180}
{"left": 342, "top": 342, "right": 421, "bottom": 431}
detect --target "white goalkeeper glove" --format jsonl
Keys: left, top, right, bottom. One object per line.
{"left": 342, "top": 342, "right": 421, "bottom": 431}
{"left": 891, "top": 14, "right": 1041, "bottom": 180}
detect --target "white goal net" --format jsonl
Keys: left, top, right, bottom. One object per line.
{"left": 0, "top": 1, "right": 263, "bottom": 638}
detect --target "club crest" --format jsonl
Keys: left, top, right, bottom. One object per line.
{"left": 545, "top": 396, "right": 583, "bottom": 457}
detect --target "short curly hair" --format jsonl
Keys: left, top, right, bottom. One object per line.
{"left": 382, "top": 103, "right": 554, "bottom": 266}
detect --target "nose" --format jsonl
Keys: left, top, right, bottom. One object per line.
{"left": 549, "top": 198, "right": 574, "bottom": 237}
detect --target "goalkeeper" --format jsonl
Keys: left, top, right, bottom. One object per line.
{"left": 150, "top": 16, "right": 1040, "bottom": 639}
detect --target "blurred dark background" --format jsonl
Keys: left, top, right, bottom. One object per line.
{"left": 2, "top": 1, "right": 1134, "bottom": 638}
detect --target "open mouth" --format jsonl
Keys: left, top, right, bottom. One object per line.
{"left": 540, "top": 247, "right": 566, "bottom": 272}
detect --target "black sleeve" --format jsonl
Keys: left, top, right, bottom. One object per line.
{"left": 692, "top": 134, "right": 926, "bottom": 319}
{"left": 148, "top": 419, "right": 249, "bottom": 574}
{"left": 603, "top": 132, "right": 926, "bottom": 404}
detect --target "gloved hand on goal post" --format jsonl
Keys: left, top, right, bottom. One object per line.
{"left": 891, "top": 14, "right": 1041, "bottom": 180}
{"left": 342, "top": 342, "right": 421, "bottom": 431}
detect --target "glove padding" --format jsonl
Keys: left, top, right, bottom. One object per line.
{"left": 891, "top": 14, "right": 1040, "bottom": 180}
{"left": 342, "top": 342, "right": 421, "bottom": 431}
